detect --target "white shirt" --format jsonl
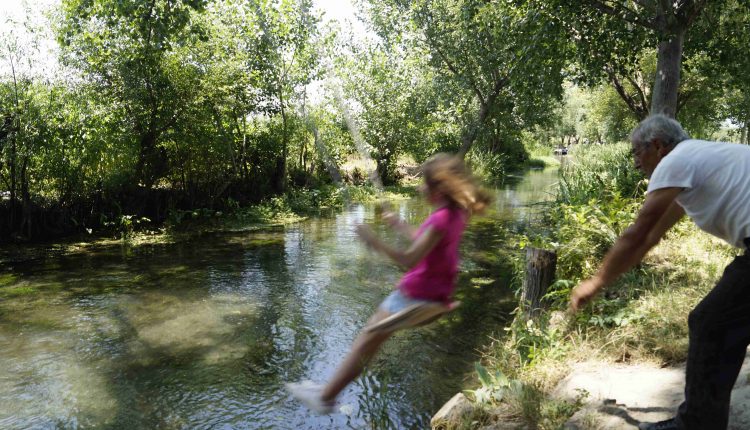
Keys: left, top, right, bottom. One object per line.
{"left": 647, "top": 139, "right": 750, "bottom": 248}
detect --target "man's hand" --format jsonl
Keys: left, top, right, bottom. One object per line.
{"left": 568, "top": 188, "right": 684, "bottom": 313}
{"left": 569, "top": 278, "right": 605, "bottom": 312}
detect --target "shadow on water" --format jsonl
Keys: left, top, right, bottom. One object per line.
{"left": 0, "top": 168, "right": 559, "bottom": 430}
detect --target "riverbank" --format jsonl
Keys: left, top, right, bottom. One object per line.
{"left": 0, "top": 184, "right": 415, "bottom": 264}
{"left": 435, "top": 144, "right": 742, "bottom": 429}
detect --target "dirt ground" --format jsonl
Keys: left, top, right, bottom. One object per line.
{"left": 555, "top": 351, "right": 750, "bottom": 429}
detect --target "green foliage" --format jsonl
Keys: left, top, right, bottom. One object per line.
{"left": 58, "top": 0, "right": 210, "bottom": 188}
{"left": 464, "top": 362, "right": 520, "bottom": 405}
{"left": 364, "top": 0, "right": 569, "bottom": 158}
{"left": 541, "top": 279, "right": 576, "bottom": 307}
{"left": 558, "top": 143, "right": 645, "bottom": 204}
{"left": 583, "top": 299, "right": 646, "bottom": 329}
{"left": 506, "top": 311, "right": 567, "bottom": 366}
{"left": 553, "top": 145, "right": 644, "bottom": 280}
{"left": 553, "top": 195, "right": 640, "bottom": 280}
{"left": 335, "top": 40, "right": 437, "bottom": 185}
{"left": 465, "top": 150, "right": 508, "bottom": 180}
{"left": 467, "top": 353, "right": 585, "bottom": 429}
{"left": 2, "top": 0, "right": 748, "bottom": 245}
{"left": 102, "top": 214, "right": 152, "bottom": 239}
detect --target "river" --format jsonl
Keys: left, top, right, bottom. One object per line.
{"left": 0, "top": 168, "right": 558, "bottom": 430}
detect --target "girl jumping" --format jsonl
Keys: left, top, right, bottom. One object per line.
{"left": 286, "top": 153, "right": 490, "bottom": 414}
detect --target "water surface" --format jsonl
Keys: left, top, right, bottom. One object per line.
{"left": 0, "top": 168, "right": 557, "bottom": 429}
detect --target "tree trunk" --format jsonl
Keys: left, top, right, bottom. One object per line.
{"left": 137, "top": 130, "right": 166, "bottom": 190}
{"left": 9, "top": 123, "right": 16, "bottom": 232}
{"left": 651, "top": 29, "right": 685, "bottom": 118}
{"left": 9, "top": 60, "right": 19, "bottom": 233}
{"left": 376, "top": 154, "right": 393, "bottom": 186}
{"left": 458, "top": 101, "right": 491, "bottom": 158}
{"left": 521, "top": 247, "right": 557, "bottom": 318}
{"left": 241, "top": 116, "right": 249, "bottom": 182}
{"left": 741, "top": 123, "right": 747, "bottom": 145}
{"left": 276, "top": 94, "right": 288, "bottom": 193}
{"left": 20, "top": 156, "right": 30, "bottom": 239}
{"left": 310, "top": 123, "right": 341, "bottom": 184}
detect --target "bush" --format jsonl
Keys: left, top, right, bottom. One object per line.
{"left": 466, "top": 149, "right": 508, "bottom": 180}
{"left": 558, "top": 143, "right": 645, "bottom": 204}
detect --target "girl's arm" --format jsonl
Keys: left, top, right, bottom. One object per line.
{"left": 382, "top": 211, "right": 418, "bottom": 239}
{"left": 356, "top": 224, "right": 443, "bottom": 269}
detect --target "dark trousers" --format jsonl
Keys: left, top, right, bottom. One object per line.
{"left": 676, "top": 251, "right": 750, "bottom": 430}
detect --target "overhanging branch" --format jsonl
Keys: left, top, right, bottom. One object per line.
{"left": 585, "top": 0, "right": 660, "bottom": 31}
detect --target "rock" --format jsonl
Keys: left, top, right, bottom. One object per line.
{"left": 431, "top": 393, "right": 474, "bottom": 429}
{"left": 431, "top": 395, "right": 523, "bottom": 430}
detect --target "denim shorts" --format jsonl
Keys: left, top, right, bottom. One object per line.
{"left": 378, "top": 290, "right": 434, "bottom": 314}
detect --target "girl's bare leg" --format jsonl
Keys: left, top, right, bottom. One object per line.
{"left": 320, "top": 309, "right": 394, "bottom": 402}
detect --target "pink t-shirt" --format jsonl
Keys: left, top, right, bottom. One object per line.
{"left": 398, "top": 206, "right": 467, "bottom": 302}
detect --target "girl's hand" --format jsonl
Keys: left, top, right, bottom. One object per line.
{"left": 355, "top": 224, "right": 378, "bottom": 248}
{"left": 382, "top": 211, "right": 401, "bottom": 228}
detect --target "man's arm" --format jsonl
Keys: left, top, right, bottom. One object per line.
{"left": 570, "top": 187, "right": 684, "bottom": 311}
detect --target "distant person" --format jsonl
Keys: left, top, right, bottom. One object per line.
{"left": 286, "top": 153, "right": 490, "bottom": 414}
{"left": 570, "top": 114, "right": 750, "bottom": 430}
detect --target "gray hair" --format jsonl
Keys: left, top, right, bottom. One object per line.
{"left": 630, "top": 114, "right": 690, "bottom": 150}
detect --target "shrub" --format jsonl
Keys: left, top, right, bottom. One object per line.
{"left": 466, "top": 149, "right": 508, "bottom": 180}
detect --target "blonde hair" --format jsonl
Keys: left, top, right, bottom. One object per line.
{"left": 422, "top": 153, "right": 491, "bottom": 214}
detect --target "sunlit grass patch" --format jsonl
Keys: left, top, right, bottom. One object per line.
{"left": 0, "top": 284, "right": 37, "bottom": 298}
{"left": 470, "top": 277, "right": 495, "bottom": 287}
{"left": 452, "top": 360, "right": 584, "bottom": 430}
{"left": 528, "top": 156, "right": 560, "bottom": 169}
{"left": 0, "top": 273, "right": 17, "bottom": 286}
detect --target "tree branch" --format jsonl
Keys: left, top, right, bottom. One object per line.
{"left": 425, "top": 30, "right": 486, "bottom": 106}
{"left": 585, "top": 0, "right": 660, "bottom": 31}
{"left": 625, "top": 71, "right": 649, "bottom": 114}
{"left": 606, "top": 67, "right": 648, "bottom": 120}
{"left": 679, "top": 0, "right": 709, "bottom": 27}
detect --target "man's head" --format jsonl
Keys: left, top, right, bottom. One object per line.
{"left": 630, "top": 114, "right": 690, "bottom": 177}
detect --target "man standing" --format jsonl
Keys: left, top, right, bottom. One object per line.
{"left": 570, "top": 114, "right": 750, "bottom": 430}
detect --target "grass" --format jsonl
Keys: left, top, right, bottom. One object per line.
{"left": 526, "top": 145, "right": 563, "bottom": 170}
{"left": 527, "top": 156, "right": 560, "bottom": 169}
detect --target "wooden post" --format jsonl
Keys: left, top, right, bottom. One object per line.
{"left": 522, "top": 247, "right": 557, "bottom": 318}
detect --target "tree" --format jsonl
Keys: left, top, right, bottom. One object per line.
{"left": 364, "top": 0, "right": 568, "bottom": 158}
{"left": 700, "top": 0, "right": 750, "bottom": 142}
{"left": 546, "top": 0, "right": 711, "bottom": 118}
{"left": 0, "top": 5, "right": 50, "bottom": 236}
{"left": 336, "top": 43, "right": 425, "bottom": 184}
{"left": 58, "top": 0, "right": 208, "bottom": 190}
{"left": 249, "top": 0, "right": 323, "bottom": 192}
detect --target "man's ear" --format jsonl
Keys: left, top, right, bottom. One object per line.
{"left": 653, "top": 139, "right": 670, "bottom": 157}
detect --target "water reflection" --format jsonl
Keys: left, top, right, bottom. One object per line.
{"left": 0, "top": 168, "right": 558, "bottom": 429}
